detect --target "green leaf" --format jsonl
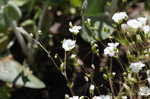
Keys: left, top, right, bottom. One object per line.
{"left": 0, "top": 9, "right": 6, "bottom": 32}
{"left": 3, "top": 2, "right": 22, "bottom": 22}
{"left": 10, "top": 0, "right": 29, "bottom": 6}
{"left": 0, "top": 0, "right": 9, "bottom": 6}
{"left": 0, "top": 58, "right": 46, "bottom": 89}
{"left": 0, "top": 86, "right": 11, "bottom": 99}
{"left": 70, "top": 0, "right": 82, "bottom": 7}
{"left": 145, "top": 0, "right": 150, "bottom": 10}
{"left": 100, "top": 22, "right": 114, "bottom": 40}
{"left": 0, "top": 32, "right": 11, "bottom": 53}
{"left": 81, "top": 17, "right": 113, "bottom": 42}
{"left": 21, "top": 19, "right": 35, "bottom": 27}
{"left": 82, "top": 0, "right": 105, "bottom": 16}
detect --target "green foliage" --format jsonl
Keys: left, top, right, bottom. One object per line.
{"left": 145, "top": 0, "right": 150, "bottom": 10}
{"left": 9, "top": 0, "right": 29, "bottom": 6}
{"left": 0, "top": 32, "right": 11, "bottom": 53}
{"left": 81, "top": 0, "right": 114, "bottom": 42}
{"left": 82, "top": 0, "right": 105, "bottom": 16}
{"left": 0, "top": 9, "right": 6, "bottom": 32}
{"left": 70, "top": 0, "right": 82, "bottom": 7}
{"left": 0, "top": 86, "right": 11, "bottom": 99}
{"left": 81, "top": 17, "right": 114, "bottom": 42}
{"left": 0, "top": 0, "right": 9, "bottom": 6}
{"left": 3, "top": 2, "right": 22, "bottom": 22}
{"left": 0, "top": 59, "right": 45, "bottom": 89}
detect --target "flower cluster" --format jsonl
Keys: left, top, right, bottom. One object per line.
{"left": 104, "top": 42, "right": 119, "bottom": 57}
{"left": 127, "top": 17, "right": 147, "bottom": 29}
{"left": 113, "top": 11, "right": 150, "bottom": 34}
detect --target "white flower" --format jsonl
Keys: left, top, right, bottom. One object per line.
{"left": 147, "top": 70, "right": 150, "bottom": 84}
{"left": 70, "top": 54, "right": 76, "bottom": 59}
{"left": 104, "top": 47, "right": 117, "bottom": 57}
{"left": 139, "top": 86, "right": 150, "bottom": 96}
{"left": 108, "top": 42, "right": 119, "bottom": 48}
{"left": 129, "top": 61, "right": 145, "bottom": 73}
{"left": 137, "top": 17, "right": 147, "bottom": 25}
{"left": 121, "top": 96, "right": 127, "bottom": 99}
{"left": 142, "top": 25, "right": 150, "bottom": 34}
{"left": 147, "top": 77, "right": 150, "bottom": 84}
{"left": 69, "top": 96, "right": 79, "bottom": 99}
{"left": 92, "top": 95, "right": 112, "bottom": 99}
{"left": 65, "top": 94, "right": 70, "bottom": 99}
{"left": 89, "top": 84, "right": 95, "bottom": 91}
{"left": 127, "top": 19, "right": 143, "bottom": 29}
{"left": 121, "top": 24, "right": 129, "bottom": 31}
{"left": 147, "top": 70, "right": 150, "bottom": 76}
{"left": 62, "top": 39, "right": 76, "bottom": 51}
{"left": 112, "top": 12, "right": 128, "bottom": 23}
{"left": 104, "top": 42, "right": 119, "bottom": 57}
{"left": 69, "top": 25, "right": 82, "bottom": 34}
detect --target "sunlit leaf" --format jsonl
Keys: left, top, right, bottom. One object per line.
{"left": 0, "top": 58, "right": 46, "bottom": 89}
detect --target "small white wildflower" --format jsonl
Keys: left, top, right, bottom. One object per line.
{"left": 147, "top": 70, "right": 150, "bottom": 84}
{"left": 121, "top": 96, "right": 128, "bottom": 99}
{"left": 112, "top": 12, "right": 128, "bottom": 23}
{"left": 147, "top": 77, "right": 150, "bottom": 84}
{"left": 147, "top": 70, "right": 150, "bottom": 76}
{"left": 92, "top": 95, "right": 112, "bottom": 99}
{"left": 108, "top": 42, "right": 119, "bottom": 48}
{"left": 129, "top": 61, "right": 145, "bottom": 73}
{"left": 142, "top": 25, "right": 150, "bottom": 34}
{"left": 72, "top": 96, "right": 79, "bottom": 99}
{"left": 104, "top": 42, "right": 119, "bottom": 57}
{"left": 104, "top": 47, "right": 116, "bottom": 57}
{"left": 79, "top": 96, "right": 85, "bottom": 99}
{"left": 137, "top": 17, "right": 147, "bottom": 25}
{"left": 121, "top": 23, "right": 129, "bottom": 31}
{"left": 92, "top": 96, "right": 100, "bottom": 99}
{"left": 91, "top": 64, "right": 95, "bottom": 69}
{"left": 69, "top": 25, "right": 82, "bottom": 34}
{"left": 139, "top": 86, "right": 150, "bottom": 96}
{"left": 65, "top": 94, "right": 70, "bottom": 99}
{"left": 127, "top": 19, "right": 142, "bottom": 29}
{"left": 89, "top": 84, "right": 95, "bottom": 91}
{"left": 70, "top": 54, "right": 76, "bottom": 59}
{"left": 69, "top": 96, "right": 79, "bottom": 99}
{"left": 84, "top": 76, "right": 89, "bottom": 82}
{"left": 62, "top": 39, "right": 76, "bottom": 51}
{"left": 87, "top": 18, "right": 91, "bottom": 24}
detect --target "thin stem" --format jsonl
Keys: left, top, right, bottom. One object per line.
{"left": 33, "top": 40, "right": 59, "bottom": 69}
{"left": 109, "top": 58, "right": 115, "bottom": 98}
{"left": 64, "top": 52, "right": 67, "bottom": 79}
{"left": 16, "top": 27, "right": 58, "bottom": 69}
{"left": 11, "top": 22, "right": 33, "bottom": 63}
{"left": 37, "top": 1, "right": 48, "bottom": 40}
{"left": 63, "top": 52, "right": 75, "bottom": 96}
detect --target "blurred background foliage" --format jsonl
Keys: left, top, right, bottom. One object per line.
{"left": 0, "top": 0, "right": 150, "bottom": 99}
